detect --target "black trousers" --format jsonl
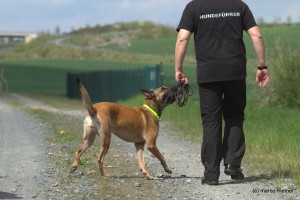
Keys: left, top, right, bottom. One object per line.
{"left": 198, "top": 80, "right": 246, "bottom": 181}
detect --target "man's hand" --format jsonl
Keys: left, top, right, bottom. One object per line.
{"left": 256, "top": 69, "right": 269, "bottom": 87}
{"left": 175, "top": 71, "right": 189, "bottom": 85}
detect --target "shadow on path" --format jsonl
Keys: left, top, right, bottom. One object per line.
{"left": 219, "top": 173, "right": 274, "bottom": 185}
{"left": 0, "top": 191, "right": 22, "bottom": 199}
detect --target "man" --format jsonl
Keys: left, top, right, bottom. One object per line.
{"left": 175, "top": 0, "right": 269, "bottom": 185}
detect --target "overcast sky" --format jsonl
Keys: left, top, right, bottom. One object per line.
{"left": 1, "top": 0, "right": 300, "bottom": 33}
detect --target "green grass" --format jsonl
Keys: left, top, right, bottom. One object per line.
{"left": 0, "top": 59, "right": 145, "bottom": 70}
{"left": 103, "top": 25, "right": 300, "bottom": 60}
{"left": 245, "top": 104, "right": 300, "bottom": 187}
{"left": 243, "top": 25, "right": 300, "bottom": 59}
{"left": 104, "top": 37, "right": 196, "bottom": 57}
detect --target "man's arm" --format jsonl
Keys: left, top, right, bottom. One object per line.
{"left": 247, "top": 26, "right": 269, "bottom": 87}
{"left": 175, "top": 29, "right": 192, "bottom": 84}
{"left": 247, "top": 26, "right": 265, "bottom": 67}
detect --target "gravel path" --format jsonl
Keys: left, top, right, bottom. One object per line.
{"left": 0, "top": 94, "right": 299, "bottom": 200}
{"left": 0, "top": 96, "right": 48, "bottom": 199}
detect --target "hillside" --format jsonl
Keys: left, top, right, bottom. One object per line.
{"left": 1, "top": 21, "right": 300, "bottom": 66}
{"left": 0, "top": 21, "right": 191, "bottom": 66}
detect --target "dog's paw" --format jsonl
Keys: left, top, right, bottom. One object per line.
{"left": 166, "top": 168, "right": 173, "bottom": 174}
{"left": 142, "top": 172, "right": 155, "bottom": 180}
{"left": 147, "top": 175, "right": 155, "bottom": 180}
{"left": 69, "top": 166, "right": 77, "bottom": 173}
{"left": 102, "top": 175, "right": 111, "bottom": 180}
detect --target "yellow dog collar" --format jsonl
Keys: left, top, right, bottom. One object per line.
{"left": 143, "top": 104, "right": 160, "bottom": 120}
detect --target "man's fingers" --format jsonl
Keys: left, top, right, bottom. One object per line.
{"left": 256, "top": 75, "right": 269, "bottom": 87}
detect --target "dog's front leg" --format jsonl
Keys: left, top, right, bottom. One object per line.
{"left": 135, "top": 142, "right": 155, "bottom": 180}
{"left": 146, "top": 140, "right": 172, "bottom": 175}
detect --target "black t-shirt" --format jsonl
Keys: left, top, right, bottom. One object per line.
{"left": 177, "top": 0, "right": 257, "bottom": 83}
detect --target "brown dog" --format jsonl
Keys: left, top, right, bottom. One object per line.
{"left": 70, "top": 78, "right": 178, "bottom": 179}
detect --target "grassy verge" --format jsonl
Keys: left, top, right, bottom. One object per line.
{"left": 244, "top": 103, "right": 300, "bottom": 188}
{"left": 25, "top": 93, "right": 83, "bottom": 110}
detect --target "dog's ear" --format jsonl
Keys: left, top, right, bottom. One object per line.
{"left": 141, "top": 89, "right": 155, "bottom": 99}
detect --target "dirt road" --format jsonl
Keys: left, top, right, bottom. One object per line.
{"left": 0, "top": 94, "right": 299, "bottom": 200}
{"left": 0, "top": 96, "right": 48, "bottom": 199}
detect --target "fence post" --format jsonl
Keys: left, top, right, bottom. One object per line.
{"left": 145, "top": 63, "right": 164, "bottom": 89}
{"left": 0, "top": 68, "right": 9, "bottom": 92}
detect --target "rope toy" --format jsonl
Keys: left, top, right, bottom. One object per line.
{"left": 175, "top": 80, "right": 193, "bottom": 107}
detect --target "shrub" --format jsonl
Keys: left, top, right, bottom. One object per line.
{"left": 264, "top": 41, "right": 300, "bottom": 108}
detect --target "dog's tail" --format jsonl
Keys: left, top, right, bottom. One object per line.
{"left": 76, "top": 78, "right": 96, "bottom": 117}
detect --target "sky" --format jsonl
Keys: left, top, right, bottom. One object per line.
{"left": 0, "top": 0, "right": 300, "bottom": 33}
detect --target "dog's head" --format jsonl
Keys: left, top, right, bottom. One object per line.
{"left": 141, "top": 85, "right": 177, "bottom": 108}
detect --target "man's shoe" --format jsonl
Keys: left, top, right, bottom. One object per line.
{"left": 201, "top": 178, "right": 219, "bottom": 185}
{"left": 224, "top": 165, "right": 244, "bottom": 180}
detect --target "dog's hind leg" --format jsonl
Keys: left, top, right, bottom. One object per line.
{"left": 97, "top": 122, "right": 111, "bottom": 177}
{"left": 70, "top": 124, "right": 96, "bottom": 173}
{"left": 135, "top": 142, "right": 154, "bottom": 180}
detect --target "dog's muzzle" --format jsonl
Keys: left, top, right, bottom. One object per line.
{"left": 163, "top": 86, "right": 177, "bottom": 105}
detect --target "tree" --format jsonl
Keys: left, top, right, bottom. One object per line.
{"left": 286, "top": 16, "right": 292, "bottom": 25}
{"left": 55, "top": 25, "right": 61, "bottom": 36}
{"left": 257, "top": 17, "right": 265, "bottom": 25}
{"left": 273, "top": 17, "right": 282, "bottom": 24}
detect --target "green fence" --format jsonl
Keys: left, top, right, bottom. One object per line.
{"left": 67, "top": 64, "right": 163, "bottom": 102}
{"left": 145, "top": 64, "right": 163, "bottom": 89}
